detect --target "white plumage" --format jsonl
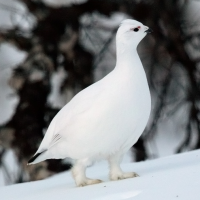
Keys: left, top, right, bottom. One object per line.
{"left": 28, "top": 19, "right": 152, "bottom": 186}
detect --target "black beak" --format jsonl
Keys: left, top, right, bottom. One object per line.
{"left": 145, "top": 28, "right": 153, "bottom": 33}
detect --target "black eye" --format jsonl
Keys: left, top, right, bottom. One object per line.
{"left": 133, "top": 28, "right": 139, "bottom": 32}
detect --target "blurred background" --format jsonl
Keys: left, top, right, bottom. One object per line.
{"left": 0, "top": 0, "right": 200, "bottom": 185}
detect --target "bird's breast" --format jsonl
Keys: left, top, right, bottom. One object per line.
{"left": 60, "top": 70, "right": 151, "bottom": 159}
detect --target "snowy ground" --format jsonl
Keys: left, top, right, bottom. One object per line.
{"left": 0, "top": 150, "right": 199, "bottom": 200}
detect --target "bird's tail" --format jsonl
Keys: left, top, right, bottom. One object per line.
{"left": 27, "top": 150, "right": 48, "bottom": 165}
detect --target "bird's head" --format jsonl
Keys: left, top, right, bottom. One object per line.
{"left": 116, "top": 19, "right": 152, "bottom": 48}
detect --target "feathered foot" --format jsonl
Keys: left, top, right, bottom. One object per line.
{"left": 108, "top": 153, "right": 139, "bottom": 181}
{"left": 75, "top": 178, "right": 102, "bottom": 187}
{"left": 72, "top": 159, "right": 103, "bottom": 187}
{"left": 110, "top": 171, "right": 139, "bottom": 181}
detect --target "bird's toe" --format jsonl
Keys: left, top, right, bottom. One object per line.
{"left": 110, "top": 172, "right": 139, "bottom": 181}
{"left": 77, "top": 178, "right": 103, "bottom": 187}
{"left": 124, "top": 172, "right": 139, "bottom": 178}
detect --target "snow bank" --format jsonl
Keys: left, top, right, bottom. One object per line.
{"left": 0, "top": 150, "right": 199, "bottom": 200}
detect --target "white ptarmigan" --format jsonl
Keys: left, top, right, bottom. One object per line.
{"left": 28, "top": 19, "right": 152, "bottom": 187}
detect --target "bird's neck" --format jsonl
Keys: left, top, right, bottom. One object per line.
{"left": 115, "top": 43, "right": 143, "bottom": 74}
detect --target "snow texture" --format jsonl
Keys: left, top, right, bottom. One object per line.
{"left": 0, "top": 43, "right": 26, "bottom": 124}
{"left": 0, "top": 150, "right": 199, "bottom": 200}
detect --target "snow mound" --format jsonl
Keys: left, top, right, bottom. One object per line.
{"left": 0, "top": 150, "right": 200, "bottom": 200}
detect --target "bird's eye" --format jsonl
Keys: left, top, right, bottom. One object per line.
{"left": 133, "top": 28, "right": 139, "bottom": 32}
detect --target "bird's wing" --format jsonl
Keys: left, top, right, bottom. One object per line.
{"left": 36, "top": 76, "right": 109, "bottom": 153}
{"left": 56, "top": 79, "right": 106, "bottom": 128}
{"left": 48, "top": 133, "right": 62, "bottom": 148}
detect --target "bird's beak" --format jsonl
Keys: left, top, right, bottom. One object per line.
{"left": 145, "top": 28, "right": 153, "bottom": 33}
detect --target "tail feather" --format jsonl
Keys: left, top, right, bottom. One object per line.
{"left": 28, "top": 150, "right": 47, "bottom": 165}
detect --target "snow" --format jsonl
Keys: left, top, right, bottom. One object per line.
{"left": 0, "top": 43, "right": 26, "bottom": 124}
{"left": 0, "top": 150, "right": 199, "bottom": 200}
{"left": 0, "top": 0, "right": 35, "bottom": 31}
{"left": 43, "top": 0, "right": 87, "bottom": 7}
{"left": 0, "top": 149, "right": 21, "bottom": 186}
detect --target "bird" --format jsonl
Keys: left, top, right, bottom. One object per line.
{"left": 28, "top": 19, "right": 152, "bottom": 187}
